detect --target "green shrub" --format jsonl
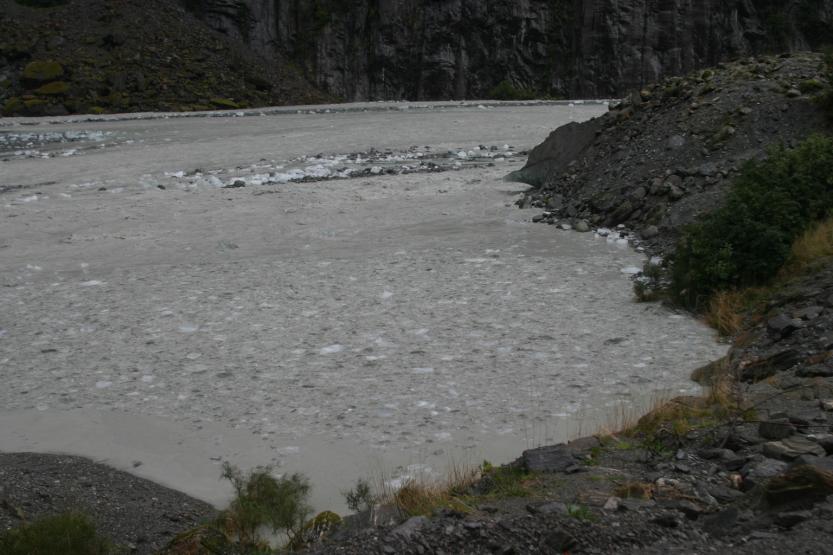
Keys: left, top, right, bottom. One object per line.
{"left": 487, "top": 80, "right": 538, "bottom": 101}
{"left": 672, "top": 135, "right": 833, "bottom": 308}
{"left": 212, "top": 462, "right": 311, "bottom": 550}
{"left": 343, "top": 478, "right": 377, "bottom": 513}
{"left": 0, "top": 513, "right": 111, "bottom": 555}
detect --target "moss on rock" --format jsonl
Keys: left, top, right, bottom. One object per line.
{"left": 210, "top": 97, "right": 240, "bottom": 109}
{"left": 34, "top": 80, "right": 69, "bottom": 95}
{"left": 22, "top": 60, "right": 64, "bottom": 84}
{"left": 2, "top": 96, "right": 24, "bottom": 116}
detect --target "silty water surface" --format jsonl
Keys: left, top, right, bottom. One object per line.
{"left": 0, "top": 102, "right": 726, "bottom": 511}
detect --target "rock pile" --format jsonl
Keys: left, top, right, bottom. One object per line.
{"left": 513, "top": 52, "right": 830, "bottom": 255}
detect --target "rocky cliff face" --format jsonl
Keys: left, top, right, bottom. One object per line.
{"left": 185, "top": 0, "right": 833, "bottom": 101}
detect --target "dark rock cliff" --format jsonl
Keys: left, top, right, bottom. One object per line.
{"left": 184, "top": 0, "right": 833, "bottom": 101}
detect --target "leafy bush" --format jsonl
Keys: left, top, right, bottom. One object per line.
{"left": 672, "top": 135, "right": 833, "bottom": 308}
{"left": 343, "top": 478, "right": 377, "bottom": 513}
{"left": 212, "top": 463, "right": 311, "bottom": 551}
{"left": 487, "top": 80, "right": 538, "bottom": 101}
{"left": 0, "top": 513, "right": 111, "bottom": 555}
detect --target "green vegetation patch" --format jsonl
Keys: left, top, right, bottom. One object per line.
{"left": 35, "top": 81, "right": 70, "bottom": 95}
{"left": 476, "top": 461, "right": 533, "bottom": 498}
{"left": 0, "top": 513, "right": 111, "bottom": 555}
{"left": 2, "top": 96, "right": 24, "bottom": 116}
{"left": 22, "top": 60, "right": 65, "bottom": 84}
{"left": 672, "top": 134, "right": 833, "bottom": 309}
{"left": 210, "top": 97, "right": 241, "bottom": 109}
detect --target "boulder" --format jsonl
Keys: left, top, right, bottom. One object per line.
{"left": 758, "top": 419, "right": 795, "bottom": 440}
{"left": 519, "top": 444, "right": 582, "bottom": 473}
{"left": 763, "top": 436, "right": 826, "bottom": 462}
{"left": 509, "top": 119, "right": 603, "bottom": 186}
{"left": 764, "top": 462, "right": 833, "bottom": 508}
{"left": 740, "top": 349, "right": 800, "bottom": 382}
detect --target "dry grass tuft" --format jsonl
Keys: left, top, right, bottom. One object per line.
{"left": 704, "top": 290, "right": 745, "bottom": 336}
{"left": 380, "top": 463, "right": 480, "bottom": 518}
{"left": 692, "top": 356, "right": 738, "bottom": 408}
{"left": 613, "top": 481, "right": 653, "bottom": 500}
{"left": 783, "top": 217, "right": 833, "bottom": 275}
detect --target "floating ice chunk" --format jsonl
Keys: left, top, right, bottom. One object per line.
{"left": 0, "top": 329, "right": 6, "bottom": 338}
{"left": 17, "top": 195, "right": 39, "bottom": 203}
{"left": 381, "top": 291, "right": 394, "bottom": 299}
{"left": 370, "top": 166, "right": 382, "bottom": 175}
{"left": 178, "top": 323, "right": 199, "bottom": 333}
{"left": 434, "top": 432, "right": 453, "bottom": 441}
{"left": 457, "top": 151, "right": 468, "bottom": 159}
{"left": 80, "top": 280, "right": 104, "bottom": 287}
{"left": 165, "top": 171, "right": 185, "bottom": 178}
{"left": 320, "top": 344, "right": 344, "bottom": 355}
{"left": 95, "top": 381, "right": 113, "bottom": 389}
{"left": 141, "top": 375, "right": 154, "bottom": 383}
{"left": 413, "top": 367, "right": 435, "bottom": 374}
{"left": 620, "top": 267, "right": 641, "bottom": 275}
{"left": 416, "top": 400, "right": 436, "bottom": 409}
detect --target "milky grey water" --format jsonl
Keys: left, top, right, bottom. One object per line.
{"left": 0, "top": 102, "right": 726, "bottom": 511}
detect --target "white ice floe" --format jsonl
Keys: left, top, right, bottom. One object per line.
{"left": 412, "top": 367, "right": 435, "bottom": 374}
{"left": 620, "top": 266, "right": 642, "bottom": 275}
{"left": 80, "top": 280, "right": 105, "bottom": 287}
{"left": 320, "top": 344, "right": 345, "bottom": 355}
{"left": 95, "top": 381, "right": 113, "bottom": 389}
{"left": 178, "top": 323, "right": 199, "bottom": 333}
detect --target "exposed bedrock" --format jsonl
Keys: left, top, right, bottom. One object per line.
{"left": 184, "top": 0, "right": 833, "bottom": 101}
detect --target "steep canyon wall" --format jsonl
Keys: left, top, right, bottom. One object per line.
{"left": 186, "top": 0, "right": 833, "bottom": 100}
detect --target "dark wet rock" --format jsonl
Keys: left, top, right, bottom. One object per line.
{"left": 743, "top": 457, "right": 790, "bottom": 490}
{"left": 641, "top": 225, "right": 659, "bottom": 239}
{"left": 763, "top": 463, "right": 833, "bottom": 508}
{"left": 519, "top": 444, "right": 582, "bottom": 473}
{"left": 741, "top": 350, "right": 801, "bottom": 382}
{"left": 768, "top": 314, "right": 804, "bottom": 337}
{"left": 526, "top": 501, "right": 567, "bottom": 515}
{"left": 759, "top": 419, "right": 796, "bottom": 440}
{"left": 796, "top": 364, "right": 833, "bottom": 378}
{"left": 392, "top": 516, "right": 429, "bottom": 538}
{"left": 774, "top": 510, "right": 813, "bottom": 528}
{"left": 763, "top": 437, "right": 827, "bottom": 461}
{"left": 511, "top": 120, "right": 603, "bottom": 186}
{"left": 810, "top": 434, "right": 833, "bottom": 455}
{"left": 794, "top": 306, "right": 824, "bottom": 321}
{"left": 702, "top": 507, "right": 739, "bottom": 538}
{"left": 541, "top": 529, "right": 577, "bottom": 552}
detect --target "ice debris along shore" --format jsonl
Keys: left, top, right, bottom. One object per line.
{"left": 154, "top": 144, "right": 524, "bottom": 189}
{"left": 0, "top": 130, "right": 112, "bottom": 160}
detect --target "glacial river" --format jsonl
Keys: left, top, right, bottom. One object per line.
{"left": 0, "top": 101, "right": 726, "bottom": 512}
